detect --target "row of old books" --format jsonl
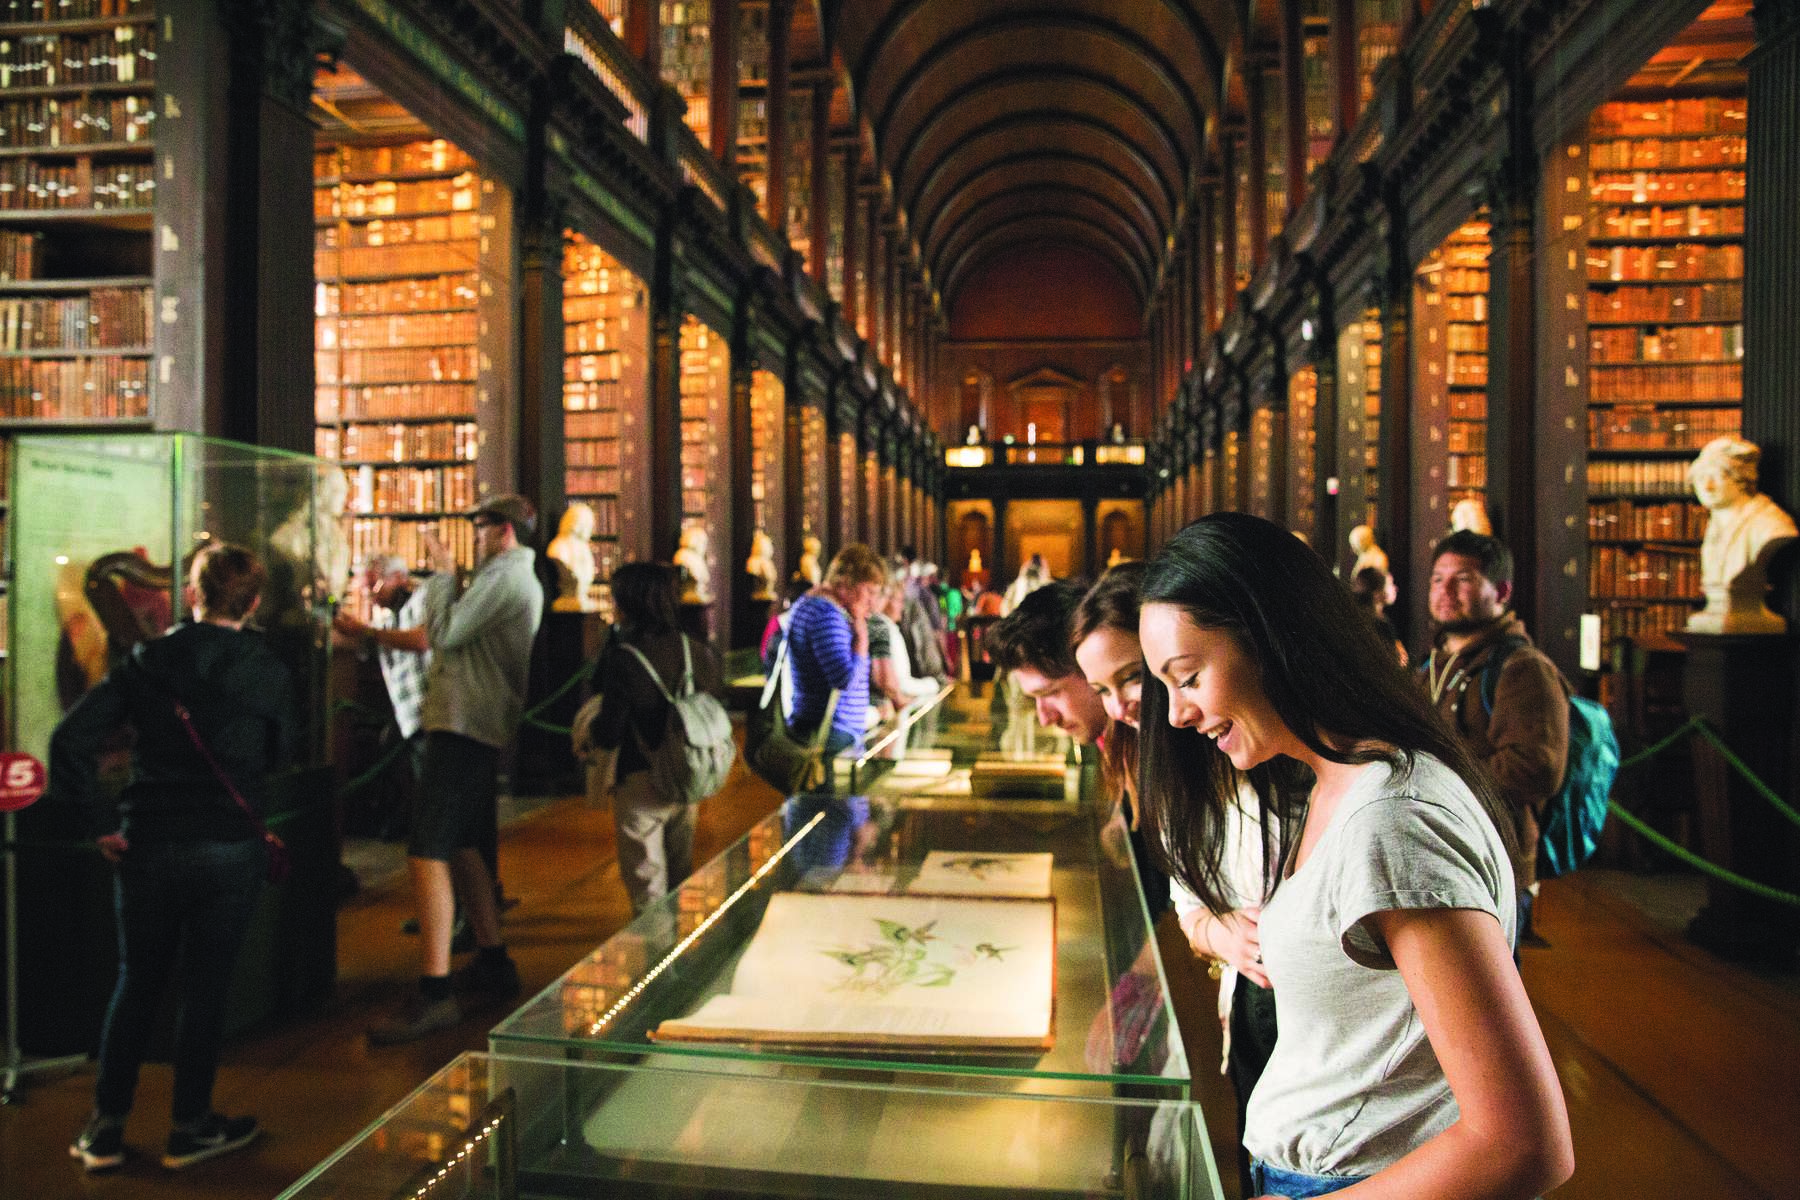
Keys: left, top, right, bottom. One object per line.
{"left": 334, "top": 420, "right": 477, "bottom": 463}
{"left": 1588, "top": 361, "right": 1740, "bottom": 402}
{"left": 0, "top": 351, "right": 146, "bottom": 417}
{"left": 0, "top": 283, "right": 147, "bottom": 348}
{"left": 1590, "top": 169, "right": 1743, "bottom": 206}
{"left": 565, "top": 408, "right": 621, "bottom": 439}
{"left": 316, "top": 311, "right": 478, "bottom": 351}
{"left": 1587, "top": 499, "right": 1708, "bottom": 543}
{"left": 1589, "top": 136, "right": 1746, "bottom": 169}
{"left": 0, "top": 229, "right": 37, "bottom": 279}
{"left": 1588, "top": 404, "right": 1739, "bottom": 450}
{"left": 1589, "top": 546, "right": 1700, "bottom": 599}
{"left": 1592, "top": 203, "right": 1743, "bottom": 239}
{"left": 1590, "top": 96, "right": 1745, "bottom": 137}
{"left": 313, "top": 176, "right": 479, "bottom": 221}
{"left": 316, "top": 382, "right": 476, "bottom": 423}
{"left": 314, "top": 241, "right": 481, "bottom": 280}
{"left": 0, "top": 93, "right": 152, "bottom": 147}
{"left": 0, "top": 156, "right": 152, "bottom": 209}
{"left": 568, "top": 438, "right": 621, "bottom": 468}
{"left": 1588, "top": 458, "right": 1690, "bottom": 495}
{"left": 317, "top": 275, "right": 480, "bottom": 317}
{"left": 0, "top": 26, "right": 155, "bottom": 87}
{"left": 321, "top": 212, "right": 481, "bottom": 251}
{"left": 0, "top": 0, "right": 147, "bottom": 22}
{"left": 349, "top": 464, "right": 477, "bottom": 516}
{"left": 316, "top": 141, "right": 474, "bottom": 182}
{"left": 347, "top": 516, "right": 474, "bottom": 577}
{"left": 1587, "top": 283, "right": 1739, "bottom": 323}
{"left": 1598, "top": 603, "right": 1695, "bottom": 649}
{"left": 1588, "top": 323, "right": 1741, "bottom": 362}
{"left": 314, "top": 345, "right": 479, "bottom": 386}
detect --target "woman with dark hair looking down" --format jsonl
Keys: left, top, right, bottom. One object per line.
{"left": 1135, "top": 513, "right": 1571, "bottom": 1200}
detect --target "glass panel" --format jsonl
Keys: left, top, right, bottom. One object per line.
{"left": 491, "top": 686, "right": 1192, "bottom": 1103}
{"left": 278, "top": 1051, "right": 1219, "bottom": 1200}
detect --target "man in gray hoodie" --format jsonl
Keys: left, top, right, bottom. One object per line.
{"left": 370, "top": 495, "right": 544, "bottom": 1044}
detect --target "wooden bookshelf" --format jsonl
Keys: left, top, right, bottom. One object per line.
{"left": 1262, "top": 64, "right": 1286, "bottom": 243}
{"left": 736, "top": 0, "right": 769, "bottom": 211}
{"left": 1583, "top": 94, "right": 1744, "bottom": 651}
{"left": 563, "top": 231, "right": 646, "bottom": 613}
{"left": 1286, "top": 367, "right": 1316, "bottom": 536}
{"left": 836, "top": 428, "right": 857, "bottom": 550}
{"left": 0, "top": 0, "right": 153, "bottom": 425}
{"left": 1356, "top": 0, "right": 1404, "bottom": 110}
{"left": 1250, "top": 400, "right": 1279, "bottom": 523}
{"left": 314, "top": 137, "right": 488, "bottom": 573}
{"left": 799, "top": 403, "right": 826, "bottom": 545}
{"left": 678, "top": 313, "right": 728, "bottom": 591}
{"left": 660, "top": 0, "right": 712, "bottom": 145}
{"left": 747, "top": 367, "right": 782, "bottom": 548}
{"left": 785, "top": 82, "right": 812, "bottom": 273}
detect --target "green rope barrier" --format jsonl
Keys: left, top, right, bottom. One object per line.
{"left": 1604, "top": 800, "right": 1800, "bottom": 908}
{"left": 1618, "top": 715, "right": 1705, "bottom": 770}
{"left": 335, "top": 735, "right": 410, "bottom": 801}
{"left": 516, "top": 660, "right": 591, "bottom": 737}
{"left": 1688, "top": 719, "right": 1800, "bottom": 834}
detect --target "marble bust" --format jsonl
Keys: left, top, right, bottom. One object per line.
{"left": 1450, "top": 497, "right": 1493, "bottom": 536}
{"left": 745, "top": 528, "right": 778, "bottom": 600}
{"left": 548, "top": 503, "right": 599, "bottom": 612}
{"left": 1348, "top": 524, "right": 1389, "bottom": 576}
{"left": 797, "top": 535, "right": 823, "bottom": 586}
{"left": 1685, "top": 436, "right": 1797, "bottom": 635}
{"left": 674, "top": 522, "right": 714, "bottom": 605}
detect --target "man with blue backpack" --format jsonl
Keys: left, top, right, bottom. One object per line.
{"left": 1421, "top": 531, "right": 1572, "bottom": 951}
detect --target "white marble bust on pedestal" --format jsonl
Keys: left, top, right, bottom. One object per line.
{"left": 548, "top": 503, "right": 599, "bottom": 612}
{"left": 745, "top": 528, "right": 778, "bottom": 600}
{"left": 1685, "top": 436, "right": 1797, "bottom": 635}
{"left": 1348, "top": 524, "right": 1389, "bottom": 576}
{"left": 797, "top": 535, "right": 823, "bottom": 586}
{"left": 675, "top": 522, "right": 714, "bottom": 605}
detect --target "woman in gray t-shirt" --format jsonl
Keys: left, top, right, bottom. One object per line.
{"left": 1135, "top": 513, "right": 1572, "bottom": 1200}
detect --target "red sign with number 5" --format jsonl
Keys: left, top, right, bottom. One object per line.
{"left": 0, "top": 752, "right": 46, "bottom": 811}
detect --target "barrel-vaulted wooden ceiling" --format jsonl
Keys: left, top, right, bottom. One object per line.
{"left": 827, "top": 0, "right": 1239, "bottom": 313}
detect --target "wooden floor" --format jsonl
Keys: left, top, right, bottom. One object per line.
{"left": 0, "top": 745, "right": 1794, "bottom": 1199}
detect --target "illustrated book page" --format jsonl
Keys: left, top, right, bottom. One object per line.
{"left": 650, "top": 892, "right": 1056, "bottom": 1050}
{"left": 905, "top": 851, "right": 1054, "bottom": 898}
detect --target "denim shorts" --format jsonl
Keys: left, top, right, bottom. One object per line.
{"left": 1250, "top": 1160, "right": 1369, "bottom": 1197}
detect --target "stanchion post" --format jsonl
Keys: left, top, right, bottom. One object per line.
{"left": 1676, "top": 631, "right": 1800, "bottom": 965}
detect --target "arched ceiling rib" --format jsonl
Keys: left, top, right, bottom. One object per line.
{"left": 827, "top": 1, "right": 1229, "bottom": 316}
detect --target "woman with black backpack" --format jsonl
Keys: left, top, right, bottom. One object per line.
{"left": 588, "top": 562, "right": 723, "bottom": 915}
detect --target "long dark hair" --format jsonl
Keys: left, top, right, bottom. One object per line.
{"left": 1136, "top": 512, "right": 1514, "bottom": 913}
{"left": 1072, "top": 562, "right": 1148, "bottom": 814}
{"left": 609, "top": 561, "right": 679, "bottom": 636}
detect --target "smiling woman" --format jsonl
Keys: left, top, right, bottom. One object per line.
{"left": 1134, "top": 513, "right": 1573, "bottom": 1200}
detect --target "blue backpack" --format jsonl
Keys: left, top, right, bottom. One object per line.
{"left": 1479, "top": 637, "right": 1620, "bottom": 878}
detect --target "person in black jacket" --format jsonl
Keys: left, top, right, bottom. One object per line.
{"left": 52, "top": 543, "right": 296, "bottom": 1173}
{"left": 589, "top": 562, "right": 721, "bottom": 914}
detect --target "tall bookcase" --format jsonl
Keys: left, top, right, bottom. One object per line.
{"left": 313, "top": 137, "right": 491, "bottom": 573}
{"left": 785, "top": 83, "right": 812, "bottom": 273}
{"left": 563, "top": 232, "right": 646, "bottom": 614}
{"left": 1337, "top": 307, "right": 1383, "bottom": 538}
{"left": 659, "top": 0, "right": 712, "bottom": 144}
{"left": 799, "top": 404, "right": 826, "bottom": 547}
{"left": 1355, "top": 0, "right": 1404, "bottom": 109}
{"left": 1583, "top": 94, "right": 1744, "bottom": 650}
{"left": 735, "top": 0, "right": 769, "bottom": 210}
{"left": 747, "top": 367, "right": 782, "bottom": 549}
{"left": 677, "top": 314, "right": 727, "bottom": 594}
{"left": 1413, "top": 216, "right": 1490, "bottom": 534}
{"left": 836, "top": 428, "right": 857, "bottom": 550}
{"left": 1286, "top": 369, "right": 1316, "bottom": 536}
{"left": 0, "top": 0, "right": 155, "bottom": 428}
{"left": 1249, "top": 401, "right": 1280, "bottom": 522}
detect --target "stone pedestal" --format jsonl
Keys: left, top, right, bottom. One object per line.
{"left": 1676, "top": 631, "right": 1799, "bottom": 965}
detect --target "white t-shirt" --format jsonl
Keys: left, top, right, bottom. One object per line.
{"left": 1244, "top": 754, "right": 1515, "bottom": 1177}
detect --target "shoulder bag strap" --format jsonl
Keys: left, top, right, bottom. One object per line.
{"left": 759, "top": 636, "right": 788, "bottom": 712}
{"left": 169, "top": 697, "right": 283, "bottom": 849}
{"left": 678, "top": 632, "right": 696, "bottom": 697}
{"left": 619, "top": 642, "right": 677, "bottom": 704}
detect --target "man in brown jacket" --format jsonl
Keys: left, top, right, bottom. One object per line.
{"left": 1420, "top": 530, "right": 1569, "bottom": 948}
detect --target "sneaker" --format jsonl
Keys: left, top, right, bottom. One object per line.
{"left": 367, "top": 992, "right": 461, "bottom": 1046}
{"left": 162, "top": 1112, "right": 259, "bottom": 1170}
{"left": 69, "top": 1114, "right": 126, "bottom": 1172}
{"left": 452, "top": 952, "right": 521, "bottom": 1003}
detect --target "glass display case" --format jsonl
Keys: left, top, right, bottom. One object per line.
{"left": 470, "top": 683, "right": 1220, "bottom": 1198}
{"left": 5, "top": 432, "right": 337, "bottom": 1056}
{"left": 278, "top": 1049, "right": 1213, "bottom": 1200}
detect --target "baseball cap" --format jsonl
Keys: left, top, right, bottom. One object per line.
{"left": 471, "top": 494, "right": 537, "bottom": 540}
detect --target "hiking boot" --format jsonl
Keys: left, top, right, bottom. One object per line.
{"left": 367, "top": 992, "right": 461, "bottom": 1046}
{"left": 69, "top": 1113, "right": 126, "bottom": 1172}
{"left": 162, "top": 1112, "right": 259, "bottom": 1170}
{"left": 452, "top": 951, "right": 521, "bottom": 1004}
